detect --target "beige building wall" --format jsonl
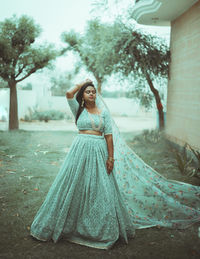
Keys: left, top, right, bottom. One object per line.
{"left": 165, "top": 1, "right": 200, "bottom": 151}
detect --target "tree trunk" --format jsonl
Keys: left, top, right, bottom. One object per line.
{"left": 8, "top": 81, "right": 19, "bottom": 130}
{"left": 145, "top": 73, "right": 164, "bottom": 130}
{"left": 96, "top": 78, "right": 102, "bottom": 94}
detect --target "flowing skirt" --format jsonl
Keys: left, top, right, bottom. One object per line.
{"left": 30, "top": 132, "right": 200, "bottom": 249}
{"left": 30, "top": 134, "right": 135, "bottom": 249}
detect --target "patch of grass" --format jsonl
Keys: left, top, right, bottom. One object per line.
{"left": 128, "top": 129, "right": 200, "bottom": 185}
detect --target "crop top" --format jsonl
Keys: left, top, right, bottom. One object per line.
{"left": 67, "top": 97, "right": 112, "bottom": 135}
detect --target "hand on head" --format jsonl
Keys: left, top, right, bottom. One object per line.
{"left": 85, "top": 78, "right": 93, "bottom": 84}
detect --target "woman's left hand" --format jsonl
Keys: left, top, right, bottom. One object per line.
{"left": 106, "top": 160, "right": 114, "bottom": 174}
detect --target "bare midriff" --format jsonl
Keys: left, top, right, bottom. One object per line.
{"left": 79, "top": 130, "right": 102, "bottom": 136}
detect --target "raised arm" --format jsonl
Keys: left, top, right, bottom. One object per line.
{"left": 66, "top": 79, "right": 92, "bottom": 99}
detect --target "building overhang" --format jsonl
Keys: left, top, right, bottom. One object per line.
{"left": 131, "top": 0, "right": 199, "bottom": 26}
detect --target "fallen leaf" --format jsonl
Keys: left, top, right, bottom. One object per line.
{"left": 149, "top": 242, "right": 156, "bottom": 245}
{"left": 6, "top": 171, "right": 16, "bottom": 174}
{"left": 23, "top": 175, "right": 34, "bottom": 180}
{"left": 63, "top": 148, "right": 70, "bottom": 152}
{"left": 21, "top": 189, "right": 27, "bottom": 194}
{"left": 6, "top": 155, "right": 16, "bottom": 158}
{"left": 40, "top": 150, "right": 48, "bottom": 154}
{"left": 156, "top": 225, "right": 161, "bottom": 229}
{"left": 50, "top": 161, "right": 59, "bottom": 166}
{"left": 191, "top": 250, "right": 198, "bottom": 256}
{"left": 34, "top": 188, "right": 39, "bottom": 191}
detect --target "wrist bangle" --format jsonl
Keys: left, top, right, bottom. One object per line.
{"left": 108, "top": 156, "right": 115, "bottom": 162}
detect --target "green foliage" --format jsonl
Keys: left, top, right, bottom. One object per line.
{"left": 61, "top": 19, "right": 169, "bottom": 95}
{"left": 170, "top": 143, "right": 200, "bottom": 179}
{"left": 102, "top": 90, "right": 126, "bottom": 98}
{"left": 188, "top": 144, "right": 200, "bottom": 164}
{"left": 61, "top": 19, "right": 119, "bottom": 88}
{"left": 24, "top": 110, "right": 65, "bottom": 122}
{"left": 173, "top": 144, "right": 193, "bottom": 174}
{"left": 125, "top": 76, "right": 167, "bottom": 109}
{"left": 188, "top": 144, "right": 200, "bottom": 178}
{"left": 0, "top": 15, "right": 58, "bottom": 83}
{"left": 21, "top": 82, "right": 32, "bottom": 90}
{"left": 50, "top": 69, "right": 79, "bottom": 96}
{"left": 24, "top": 114, "right": 32, "bottom": 122}
{"left": 140, "top": 129, "right": 163, "bottom": 144}
{"left": 0, "top": 77, "right": 8, "bottom": 88}
{"left": 127, "top": 79, "right": 154, "bottom": 109}
{"left": 61, "top": 30, "right": 82, "bottom": 53}
{"left": 110, "top": 21, "right": 170, "bottom": 79}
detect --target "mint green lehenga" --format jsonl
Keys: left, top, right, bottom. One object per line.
{"left": 30, "top": 94, "right": 200, "bottom": 249}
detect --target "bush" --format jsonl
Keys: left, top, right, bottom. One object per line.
{"left": 24, "top": 110, "right": 65, "bottom": 122}
{"left": 24, "top": 114, "right": 32, "bottom": 122}
{"left": 170, "top": 142, "right": 200, "bottom": 179}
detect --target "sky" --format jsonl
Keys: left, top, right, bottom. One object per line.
{"left": 0, "top": 0, "right": 171, "bottom": 90}
{"left": 0, "top": 0, "right": 92, "bottom": 43}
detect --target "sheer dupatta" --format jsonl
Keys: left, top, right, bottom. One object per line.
{"left": 96, "top": 93, "right": 200, "bottom": 229}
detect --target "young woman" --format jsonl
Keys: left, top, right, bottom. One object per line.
{"left": 30, "top": 79, "right": 200, "bottom": 249}
{"left": 30, "top": 79, "right": 135, "bottom": 249}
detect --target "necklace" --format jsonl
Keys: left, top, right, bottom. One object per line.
{"left": 86, "top": 109, "right": 102, "bottom": 131}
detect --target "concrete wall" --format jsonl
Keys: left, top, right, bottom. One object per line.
{"left": 165, "top": 1, "right": 200, "bottom": 151}
{"left": 0, "top": 89, "right": 155, "bottom": 120}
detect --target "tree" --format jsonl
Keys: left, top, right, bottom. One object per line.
{"left": 111, "top": 22, "right": 170, "bottom": 130}
{"left": 50, "top": 73, "right": 73, "bottom": 96}
{"left": 0, "top": 15, "right": 58, "bottom": 130}
{"left": 91, "top": 1, "right": 170, "bottom": 130}
{"left": 62, "top": 19, "right": 170, "bottom": 129}
{"left": 61, "top": 19, "right": 118, "bottom": 93}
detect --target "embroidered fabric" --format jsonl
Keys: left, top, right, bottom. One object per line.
{"left": 95, "top": 93, "right": 200, "bottom": 229}
{"left": 30, "top": 133, "right": 135, "bottom": 248}
{"left": 67, "top": 97, "right": 112, "bottom": 135}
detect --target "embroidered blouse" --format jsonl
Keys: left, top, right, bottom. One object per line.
{"left": 67, "top": 97, "right": 112, "bottom": 135}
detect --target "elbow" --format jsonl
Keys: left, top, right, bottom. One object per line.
{"left": 105, "top": 134, "right": 113, "bottom": 142}
{"left": 66, "top": 91, "right": 74, "bottom": 99}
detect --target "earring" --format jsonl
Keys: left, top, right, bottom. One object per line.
{"left": 81, "top": 98, "right": 84, "bottom": 107}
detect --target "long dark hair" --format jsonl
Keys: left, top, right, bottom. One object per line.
{"left": 75, "top": 82, "right": 96, "bottom": 124}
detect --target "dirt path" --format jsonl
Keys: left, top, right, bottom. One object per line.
{"left": 0, "top": 130, "right": 199, "bottom": 259}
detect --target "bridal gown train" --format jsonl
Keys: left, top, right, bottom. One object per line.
{"left": 30, "top": 96, "right": 200, "bottom": 249}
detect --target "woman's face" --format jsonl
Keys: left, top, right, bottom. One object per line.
{"left": 83, "top": 86, "right": 96, "bottom": 103}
